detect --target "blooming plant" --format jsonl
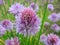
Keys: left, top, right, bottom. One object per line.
{"left": 0, "top": 0, "right": 60, "bottom": 45}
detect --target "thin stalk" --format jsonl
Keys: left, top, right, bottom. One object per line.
{"left": 36, "top": 1, "right": 48, "bottom": 45}
{"left": 11, "top": 30, "right": 14, "bottom": 38}
{"left": 6, "top": 31, "right": 11, "bottom": 39}
{"left": 3, "top": 0, "right": 8, "bottom": 19}
{"left": 0, "top": 39, "right": 5, "bottom": 45}
{"left": 0, "top": 6, "right": 5, "bottom": 19}
{"left": 12, "top": 0, "right": 14, "bottom": 3}
{"left": 34, "top": 0, "right": 37, "bottom": 3}
{"left": 8, "top": 0, "right": 11, "bottom": 6}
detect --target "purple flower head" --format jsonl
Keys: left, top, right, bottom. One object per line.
{"left": 45, "top": 34, "right": 59, "bottom": 45}
{"left": 9, "top": 3, "right": 25, "bottom": 15}
{"left": 51, "top": 24, "right": 60, "bottom": 32}
{"left": 48, "top": 0, "right": 54, "bottom": 3}
{"left": 16, "top": 8, "right": 41, "bottom": 36}
{"left": 40, "top": 34, "right": 47, "bottom": 42}
{"left": 0, "top": 25, "right": 6, "bottom": 37}
{"left": 48, "top": 13, "right": 59, "bottom": 22}
{"left": 29, "top": 2, "right": 39, "bottom": 12}
{"left": 5, "top": 37, "right": 20, "bottom": 45}
{"left": 0, "top": 0, "right": 3, "bottom": 5}
{"left": 1, "top": 20, "right": 13, "bottom": 30}
{"left": 47, "top": 4, "right": 54, "bottom": 11}
{"left": 56, "top": 39, "right": 60, "bottom": 45}
{"left": 58, "top": 13, "right": 60, "bottom": 20}
{"left": 44, "top": 22, "right": 50, "bottom": 27}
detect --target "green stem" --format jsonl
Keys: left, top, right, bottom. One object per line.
{"left": 0, "top": 6, "right": 5, "bottom": 19}
{"left": 36, "top": 2, "right": 48, "bottom": 45}
{"left": 0, "top": 39, "right": 5, "bottom": 45}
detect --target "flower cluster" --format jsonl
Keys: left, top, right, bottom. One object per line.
{"left": 48, "top": 13, "right": 59, "bottom": 22}
{"left": 51, "top": 24, "right": 60, "bottom": 32}
{"left": 47, "top": 4, "right": 54, "bottom": 11}
{"left": 8, "top": 2, "right": 41, "bottom": 36}
{"left": 16, "top": 8, "right": 41, "bottom": 36}
{"left": 0, "top": 20, "right": 13, "bottom": 37}
{"left": 9, "top": 3, "right": 25, "bottom": 15}
{"left": 29, "top": 2, "right": 39, "bottom": 12}
{"left": 40, "top": 34, "right": 60, "bottom": 45}
{"left": 47, "top": 12, "right": 60, "bottom": 32}
{"left": 1, "top": 20, "right": 13, "bottom": 30}
{"left": 5, "top": 37, "right": 20, "bottom": 45}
